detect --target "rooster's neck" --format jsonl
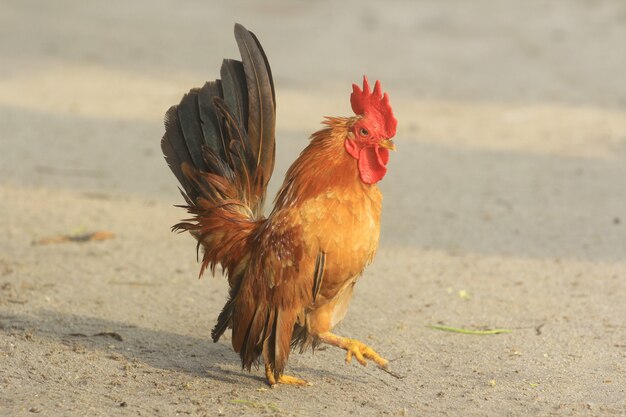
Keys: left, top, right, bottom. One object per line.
{"left": 272, "top": 121, "right": 379, "bottom": 211}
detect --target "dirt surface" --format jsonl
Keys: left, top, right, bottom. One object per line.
{"left": 2, "top": 1, "right": 626, "bottom": 416}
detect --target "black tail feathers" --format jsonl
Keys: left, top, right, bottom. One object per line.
{"left": 161, "top": 23, "right": 276, "bottom": 218}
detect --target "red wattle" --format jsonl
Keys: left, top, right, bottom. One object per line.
{"left": 345, "top": 139, "right": 390, "bottom": 184}
{"left": 357, "top": 146, "right": 388, "bottom": 184}
{"left": 377, "top": 147, "right": 389, "bottom": 166}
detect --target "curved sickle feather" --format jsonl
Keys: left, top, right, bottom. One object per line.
{"left": 234, "top": 23, "right": 276, "bottom": 184}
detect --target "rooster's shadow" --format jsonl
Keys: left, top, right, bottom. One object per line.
{"left": 0, "top": 309, "right": 267, "bottom": 385}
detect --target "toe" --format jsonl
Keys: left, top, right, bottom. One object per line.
{"left": 354, "top": 349, "right": 367, "bottom": 366}
{"left": 278, "top": 375, "right": 311, "bottom": 386}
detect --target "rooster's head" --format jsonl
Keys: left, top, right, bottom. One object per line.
{"left": 344, "top": 76, "right": 397, "bottom": 184}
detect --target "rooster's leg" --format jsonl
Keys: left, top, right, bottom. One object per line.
{"left": 318, "top": 332, "right": 388, "bottom": 368}
{"left": 264, "top": 364, "right": 310, "bottom": 387}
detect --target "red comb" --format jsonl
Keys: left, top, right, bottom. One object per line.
{"left": 350, "top": 76, "right": 397, "bottom": 138}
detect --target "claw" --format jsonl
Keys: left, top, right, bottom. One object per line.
{"left": 342, "top": 338, "right": 387, "bottom": 368}
{"left": 265, "top": 365, "right": 311, "bottom": 387}
{"left": 319, "top": 332, "right": 388, "bottom": 369}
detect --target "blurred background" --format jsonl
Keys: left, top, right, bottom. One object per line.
{"left": 2, "top": 0, "right": 625, "bottom": 258}
{"left": 2, "top": 1, "right": 626, "bottom": 414}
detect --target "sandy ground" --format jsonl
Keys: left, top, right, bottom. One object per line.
{"left": 1, "top": 0, "right": 626, "bottom": 416}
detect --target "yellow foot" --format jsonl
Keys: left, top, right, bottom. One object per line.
{"left": 318, "top": 332, "right": 388, "bottom": 368}
{"left": 265, "top": 365, "right": 310, "bottom": 387}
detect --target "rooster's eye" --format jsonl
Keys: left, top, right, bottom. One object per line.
{"left": 359, "top": 128, "right": 369, "bottom": 137}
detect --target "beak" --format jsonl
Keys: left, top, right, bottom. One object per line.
{"left": 379, "top": 139, "right": 396, "bottom": 151}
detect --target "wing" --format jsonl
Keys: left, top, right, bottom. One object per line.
{"left": 223, "top": 211, "right": 321, "bottom": 379}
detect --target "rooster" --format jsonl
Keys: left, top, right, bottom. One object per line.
{"left": 161, "top": 24, "right": 397, "bottom": 387}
